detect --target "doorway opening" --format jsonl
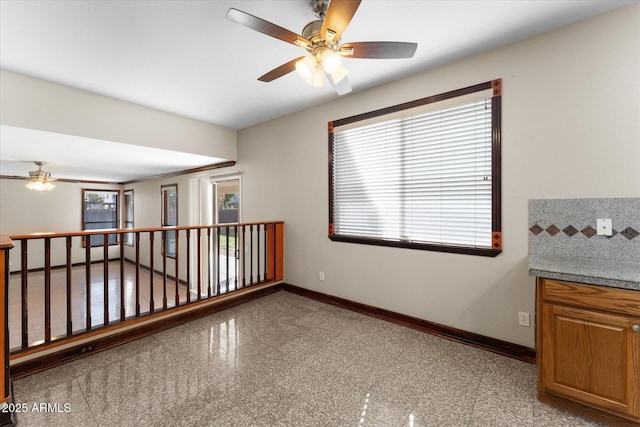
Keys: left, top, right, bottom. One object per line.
{"left": 212, "top": 177, "right": 240, "bottom": 293}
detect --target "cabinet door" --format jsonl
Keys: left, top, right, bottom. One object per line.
{"left": 540, "top": 303, "right": 640, "bottom": 418}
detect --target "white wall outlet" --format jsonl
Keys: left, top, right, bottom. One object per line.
{"left": 319, "top": 272, "right": 325, "bottom": 281}
{"left": 596, "top": 218, "right": 612, "bottom": 236}
{"left": 518, "top": 311, "right": 530, "bottom": 327}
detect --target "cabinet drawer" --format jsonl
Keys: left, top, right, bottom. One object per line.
{"left": 540, "top": 279, "right": 640, "bottom": 317}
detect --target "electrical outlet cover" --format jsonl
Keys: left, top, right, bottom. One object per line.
{"left": 518, "top": 311, "right": 530, "bottom": 327}
{"left": 596, "top": 218, "right": 612, "bottom": 236}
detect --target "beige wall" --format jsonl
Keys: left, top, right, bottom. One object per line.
{"left": 0, "top": 179, "right": 122, "bottom": 271}
{"left": 122, "top": 174, "right": 192, "bottom": 278}
{"left": 236, "top": 5, "right": 640, "bottom": 348}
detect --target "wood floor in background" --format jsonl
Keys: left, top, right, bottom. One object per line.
{"left": 6, "top": 261, "right": 243, "bottom": 351}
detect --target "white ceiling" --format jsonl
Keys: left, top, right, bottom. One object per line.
{"left": 0, "top": 0, "right": 636, "bottom": 182}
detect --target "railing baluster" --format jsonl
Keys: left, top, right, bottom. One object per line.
{"left": 44, "top": 237, "right": 51, "bottom": 343}
{"left": 66, "top": 236, "right": 72, "bottom": 337}
{"left": 20, "top": 239, "right": 29, "bottom": 350}
{"left": 20, "top": 239, "right": 28, "bottom": 349}
{"left": 234, "top": 225, "right": 238, "bottom": 290}
{"left": 162, "top": 231, "right": 167, "bottom": 310}
{"left": 257, "top": 224, "right": 261, "bottom": 283}
{"left": 149, "top": 231, "right": 154, "bottom": 313}
{"left": 103, "top": 233, "right": 109, "bottom": 326}
{"left": 225, "top": 226, "right": 230, "bottom": 292}
{"left": 135, "top": 232, "right": 141, "bottom": 317}
{"left": 263, "top": 224, "right": 267, "bottom": 282}
{"left": 175, "top": 230, "right": 180, "bottom": 306}
{"left": 250, "top": 225, "right": 254, "bottom": 285}
{"left": 273, "top": 223, "right": 277, "bottom": 282}
{"left": 186, "top": 229, "right": 191, "bottom": 304}
{"left": 207, "top": 228, "right": 212, "bottom": 298}
{"left": 216, "top": 227, "right": 221, "bottom": 295}
{"left": 197, "top": 229, "right": 202, "bottom": 301}
{"left": 242, "top": 226, "right": 246, "bottom": 288}
{"left": 119, "top": 236, "right": 125, "bottom": 321}
{"left": 85, "top": 236, "right": 91, "bottom": 332}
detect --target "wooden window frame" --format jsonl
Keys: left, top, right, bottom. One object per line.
{"left": 328, "top": 79, "right": 502, "bottom": 257}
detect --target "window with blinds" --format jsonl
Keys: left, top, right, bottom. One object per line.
{"left": 123, "top": 189, "right": 134, "bottom": 246}
{"left": 329, "top": 80, "right": 502, "bottom": 256}
{"left": 161, "top": 184, "right": 178, "bottom": 258}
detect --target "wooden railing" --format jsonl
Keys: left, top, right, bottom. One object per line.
{"left": 0, "top": 236, "right": 14, "bottom": 425}
{"left": 5, "top": 221, "right": 283, "bottom": 355}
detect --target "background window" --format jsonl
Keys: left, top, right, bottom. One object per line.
{"left": 123, "top": 189, "right": 134, "bottom": 246}
{"left": 82, "top": 189, "right": 119, "bottom": 247}
{"left": 161, "top": 184, "right": 178, "bottom": 257}
{"left": 329, "top": 80, "right": 502, "bottom": 257}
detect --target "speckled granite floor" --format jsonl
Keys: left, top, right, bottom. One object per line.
{"left": 12, "top": 291, "right": 602, "bottom": 426}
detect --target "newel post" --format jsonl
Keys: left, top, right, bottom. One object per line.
{"left": 266, "top": 222, "right": 284, "bottom": 283}
{"left": 0, "top": 236, "right": 15, "bottom": 426}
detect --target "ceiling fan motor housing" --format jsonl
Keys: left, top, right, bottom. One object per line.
{"left": 302, "top": 20, "right": 324, "bottom": 44}
{"left": 29, "top": 161, "right": 51, "bottom": 179}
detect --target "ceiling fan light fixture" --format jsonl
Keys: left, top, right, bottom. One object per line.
{"left": 296, "top": 54, "right": 317, "bottom": 79}
{"left": 305, "top": 65, "right": 324, "bottom": 88}
{"left": 320, "top": 49, "right": 342, "bottom": 74}
{"left": 327, "top": 64, "right": 348, "bottom": 84}
{"left": 25, "top": 161, "right": 55, "bottom": 191}
{"left": 25, "top": 180, "right": 55, "bottom": 191}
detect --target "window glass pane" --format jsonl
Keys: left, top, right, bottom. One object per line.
{"left": 161, "top": 185, "right": 178, "bottom": 257}
{"left": 124, "top": 190, "right": 134, "bottom": 246}
{"left": 83, "top": 190, "right": 119, "bottom": 247}
{"left": 164, "top": 188, "right": 177, "bottom": 226}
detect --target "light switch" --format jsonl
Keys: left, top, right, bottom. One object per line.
{"left": 596, "top": 218, "right": 612, "bottom": 236}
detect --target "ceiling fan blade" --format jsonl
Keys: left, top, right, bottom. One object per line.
{"left": 226, "top": 8, "right": 310, "bottom": 48}
{"left": 340, "top": 42, "right": 418, "bottom": 59}
{"left": 327, "top": 73, "right": 352, "bottom": 96}
{"left": 321, "top": 0, "right": 362, "bottom": 43}
{"left": 258, "top": 57, "right": 305, "bottom": 82}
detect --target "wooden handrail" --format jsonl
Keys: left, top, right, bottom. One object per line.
{"left": 0, "top": 235, "right": 13, "bottom": 250}
{"left": 9, "top": 221, "right": 285, "bottom": 240}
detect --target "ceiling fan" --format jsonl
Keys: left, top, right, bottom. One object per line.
{"left": 226, "top": 0, "right": 418, "bottom": 95}
{"left": 25, "top": 161, "right": 56, "bottom": 191}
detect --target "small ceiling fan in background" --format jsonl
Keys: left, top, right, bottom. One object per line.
{"left": 25, "top": 161, "right": 56, "bottom": 191}
{"left": 226, "top": 0, "right": 418, "bottom": 95}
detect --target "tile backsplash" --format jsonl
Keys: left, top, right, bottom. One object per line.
{"left": 529, "top": 198, "right": 640, "bottom": 262}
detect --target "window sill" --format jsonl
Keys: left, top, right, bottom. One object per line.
{"left": 328, "top": 235, "right": 502, "bottom": 257}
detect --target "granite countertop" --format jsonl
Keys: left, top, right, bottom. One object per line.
{"left": 529, "top": 254, "right": 640, "bottom": 291}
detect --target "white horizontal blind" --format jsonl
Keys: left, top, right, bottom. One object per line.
{"left": 332, "top": 97, "right": 493, "bottom": 248}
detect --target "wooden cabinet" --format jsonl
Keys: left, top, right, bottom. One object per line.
{"left": 537, "top": 278, "right": 640, "bottom": 426}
